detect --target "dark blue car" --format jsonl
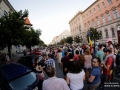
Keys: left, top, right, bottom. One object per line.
{"left": 0, "top": 63, "right": 43, "bottom": 90}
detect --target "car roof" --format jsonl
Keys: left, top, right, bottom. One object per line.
{"left": 20, "top": 54, "right": 41, "bottom": 58}
{"left": 0, "top": 63, "right": 31, "bottom": 81}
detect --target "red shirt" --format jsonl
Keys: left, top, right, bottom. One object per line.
{"left": 103, "top": 57, "right": 113, "bottom": 75}
{"left": 74, "top": 54, "right": 79, "bottom": 61}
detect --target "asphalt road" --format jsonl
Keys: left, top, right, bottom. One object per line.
{"left": 0, "top": 54, "right": 120, "bottom": 90}
{"left": 44, "top": 59, "right": 120, "bottom": 90}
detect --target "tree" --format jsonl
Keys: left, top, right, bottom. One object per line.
{"left": 87, "top": 27, "right": 102, "bottom": 54}
{"left": 60, "top": 39, "right": 65, "bottom": 45}
{"left": 65, "top": 36, "right": 73, "bottom": 45}
{"left": 23, "top": 28, "right": 42, "bottom": 53}
{"left": 40, "top": 39, "right": 47, "bottom": 47}
{"left": 0, "top": 10, "right": 28, "bottom": 57}
{"left": 74, "top": 36, "right": 83, "bottom": 43}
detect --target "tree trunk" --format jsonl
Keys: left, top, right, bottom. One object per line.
{"left": 7, "top": 44, "right": 11, "bottom": 58}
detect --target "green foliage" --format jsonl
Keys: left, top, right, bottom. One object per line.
{"left": 60, "top": 39, "right": 65, "bottom": 45}
{"left": 0, "top": 10, "right": 29, "bottom": 57}
{"left": 40, "top": 39, "right": 47, "bottom": 47}
{"left": 23, "top": 28, "right": 42, "bottom": 48}
{"left": 87, "top": 27, "right": 102, "bottom": 43}
{"left": 89, "top": 27, "right": 102, "bottom": 41}
{"left": 74, "top": 36, "right": 83, "bottom": 43}
{"left": 0, "top": 10, "right": 28, "bottom": 46}
{"left": 65, "top": 36, "right": 73, "bottom": 44}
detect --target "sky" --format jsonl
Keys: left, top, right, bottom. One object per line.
{"left": 8, "top": 0, "right": 96, "bottom": 44}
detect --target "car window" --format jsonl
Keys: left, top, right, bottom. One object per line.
{"left": 9, "top": 72, "right": 37, "bottom": 90}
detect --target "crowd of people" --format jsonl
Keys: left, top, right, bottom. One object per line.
{"left": 32, "top": 38, "right": 120, "bottom": 90}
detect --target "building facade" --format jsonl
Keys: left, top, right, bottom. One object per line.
{"left": 57, "top": 29, "right": 70, "bottom": 43}
{"left": 0, "top": 0, "right": 15, "bottom": 17}
{"left": 50, "top": 29, "right": 70, "bottom": 45}
{"left": 69, "top": 0, "right": 120, "bottom": 44}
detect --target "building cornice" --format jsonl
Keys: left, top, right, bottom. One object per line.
{"left": 3, "top": 0, "right": 16, "bottom": 12}
{"left": 69, "top": 11, "right": 82, "bottom": 24}
{"left": 82, "top": 0, "right": 99, "bottom": 14}
{"left": 69, "top": 0, "right": 99, "bottom": 24}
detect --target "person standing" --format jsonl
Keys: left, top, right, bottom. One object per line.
{"left": 88, "top": 57, "right": 102, "bottom": 90}
{"left": 61, "top": 52, "right": 69, "bottom": 79}
{"left": 96, "top": 44, "right": 104, "bottom": 61}
{"left": 42, "top": 66, "right": 70, "bottom": 90}
{"left": 100, "top": 49, "right": 113, "bottom": 88}
{"left": 57, "top": 49, "right": 62, "bottom": 68}
{"left": 66, "top": 60, "right": 85, "bottom": 90}
{"left": 45, "top": 54, "right": 55, "bottom": 68}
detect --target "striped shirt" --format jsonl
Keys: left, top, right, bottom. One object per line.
{"left": 42, "top": 76, "right": 70, "bottom": 90}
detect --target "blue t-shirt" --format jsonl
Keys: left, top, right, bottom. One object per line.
{"left": 90, "top": 67, "right": 101, "bottom": 85}
{"left": 62, "top": 51, "right": 65, "bottom": 57}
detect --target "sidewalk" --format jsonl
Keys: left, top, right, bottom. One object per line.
{"left": 10, "top": 53, "right": 24, "bottom": 62}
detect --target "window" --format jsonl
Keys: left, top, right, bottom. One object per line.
{"left": 98, "top": 5, "right": 101, "bottom": 11}
{"left": 90, "top": 11, "right": 92, "bottom": 16}
{"left": 102, "top": 2, "right": 106, "bottom": 8}
{"left": 94, "top": 8, "right": 96, "bottom": 13}
{"left": 112, "top": 10, "right": 119, "bottom": 19}
{"left": 111, "top": 28, "right": 115, "bottom": 37}
{"left": 92, "top": 20, "right": 95, "bottom": 27}
{"left": 96, "top": 18, "right": 100, "bottom": 26}
{"left": 105, "top": 30, "right": 109, "bottom": 37}
{"left": 107, "top": 0, "right": 113, "bottom": 4}
{"left": 101, "top": 15, "right": 106, "bottom": 23}
{"left": 107, "top": 13, "right": 112, "bottom": 21}
{"left": 2, "top": 10, "right": 8, "bottom": 16}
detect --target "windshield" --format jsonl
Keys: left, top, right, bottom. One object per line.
{"left": 9, "top": 72, "right": 37, "bottom": 90}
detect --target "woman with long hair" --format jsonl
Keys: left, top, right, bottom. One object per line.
{"left": 84, "top": 49, "right": 92, "bottom": 80}
{"left": 66, "top": 60, "right": 85, "bottom": 90}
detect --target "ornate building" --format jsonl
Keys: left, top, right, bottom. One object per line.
{"left": 69, "top": 0, "right": 120, "bottom": 44}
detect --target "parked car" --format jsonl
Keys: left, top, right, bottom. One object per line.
{"left": 31, "top": 51, "right": 41, "bottom": 55}
{"left": 18, "top": 54, "right": 44, "bottom": 71}
{"left": 0, "top": 63, "right": 43, "bottom": 90}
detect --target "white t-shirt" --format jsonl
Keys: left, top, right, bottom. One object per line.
{"left": 67, "top": 70, "right": 85, "bottom": 90}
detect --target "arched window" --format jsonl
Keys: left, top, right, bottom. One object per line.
{"left": 105, "top": 29, "right": 109, "bottom": 38}
{"left": 111, "top": 28, "right": 115, "bottom": 37}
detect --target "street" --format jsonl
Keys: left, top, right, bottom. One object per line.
{"left": 0, "top": 54, "right": 120, "bottom": 90}
{"left": 47, "top": 59, "right": 120, "bottom": 90}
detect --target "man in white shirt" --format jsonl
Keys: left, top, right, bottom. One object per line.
{"left": 42, "top": 66, "right": 70, "bottom": 90}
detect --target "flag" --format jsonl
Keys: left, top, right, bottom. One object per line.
{"left": 87, "top": 31, "right": 92, "bottom": 53}
{"left": 89, "top": 36, "right": 92, "bottom": 53}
